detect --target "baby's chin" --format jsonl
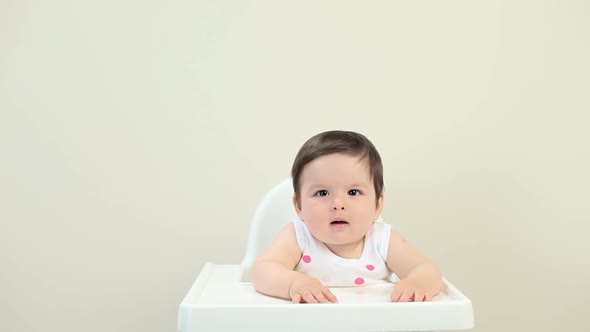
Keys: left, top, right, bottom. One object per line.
{"left": 317, "top": 234, "right": 367, "bottom": 247}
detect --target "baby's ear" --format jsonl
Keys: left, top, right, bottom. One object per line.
{"left": 292, "top": 194, "right": 301, "bottom": 212}
{"left": 375, "top": 193, "right": 384, "bottom": 218}
{"left": 292, "top": 194, "right": 304, "bottom": 219}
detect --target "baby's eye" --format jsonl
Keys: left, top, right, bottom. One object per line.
{"left": 348, "top": 189, "right": 361, "bottom": 196}
{"left": 315, "top": 190, "right": 329, "bottom": 197}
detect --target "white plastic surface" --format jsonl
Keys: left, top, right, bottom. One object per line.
{"left": 178, "top": 264, "right": 474, "bottom": 332}
{"left": 239, "top": 178, "right": 296, "bottom": 282}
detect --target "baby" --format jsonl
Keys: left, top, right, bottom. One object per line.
{"left": 252, "top": 130, "right": 443, "bottom": 303}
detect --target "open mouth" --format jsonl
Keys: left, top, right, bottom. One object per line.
{"left": 330, "top": 220, "right": 349, "bottom": 225}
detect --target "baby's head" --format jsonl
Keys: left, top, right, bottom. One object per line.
{"left": 291, "top": 130, "right": 384, "bottom": 206}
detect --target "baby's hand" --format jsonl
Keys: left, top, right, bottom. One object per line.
{"left": 289, "top": 274, "right": 338, "bottom": 304}
{"left": 391, "top": 278, "right": 435, "bottom": 302}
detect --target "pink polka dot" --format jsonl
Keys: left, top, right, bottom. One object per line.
{"left": 302, "top": 255, "right": 312, "bottom": 263}
{"left": 366, "top": 264, "right": 375, "bottom": 271}
{"left": 354, "top": 277, "right": 365, "bottom": 285}
{"left": 321, "top": 275, "right": 331, "bottom": 282}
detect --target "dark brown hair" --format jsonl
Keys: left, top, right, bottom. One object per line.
{"left": 291, "top": 130, "right": 384, "bottom": 204}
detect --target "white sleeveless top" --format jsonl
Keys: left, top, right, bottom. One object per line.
{"left": 293, "top": 216, "right": 392, "bottom": 286}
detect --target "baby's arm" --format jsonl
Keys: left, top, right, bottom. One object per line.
{"left": 251, "top": 223, "right": 338, "bottom": 303}
{"left": 386, "top": 231, "right": 443, "bottom": 302}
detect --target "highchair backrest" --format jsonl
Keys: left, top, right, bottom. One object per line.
{"left": 240, "top": 178, "right": 296, "bottom": 282}
{"left": 239, "top": 178, "right": 384, "bottom": 282}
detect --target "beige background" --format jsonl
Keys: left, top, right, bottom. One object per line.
{"left": 1, "top": 1, "right": 589, "bottom": 331}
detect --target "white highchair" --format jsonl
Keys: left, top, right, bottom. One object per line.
{"left": 178, "top": 178, "right": 474, "bottom": 331}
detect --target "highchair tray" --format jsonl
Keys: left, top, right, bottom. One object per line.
{"left": 178, "top": 263, "right": 474, "bottom": 331}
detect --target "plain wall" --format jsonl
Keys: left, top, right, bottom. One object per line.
{"left": 1, "top": 1, "right": 589, "bottom": 331}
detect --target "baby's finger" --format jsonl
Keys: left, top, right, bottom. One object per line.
{"left": 424, "top": 292, "right": 434, "bottom": 302}
{"left": 323, "top": 289, "right": 338, "bottom": 303}
{"left": 391, "top": 285, "right": 404, "bottom": 302}
{"left": 310, "top": 289, "right": 329, "bottom": 303}
{"left": 398, "top": 289, "right": 414, "bottom": 302}
{"left": 413, "top": 290, "right": 425, "bottom": 302}
{"left": 292, "top": 293, "right": 302, "bottom": 304}
{"left": 300, "top": 290, "right": 319, "bottom": 303}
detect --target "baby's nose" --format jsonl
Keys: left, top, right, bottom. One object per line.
{"left": 331, "top": 198, "right": 345, "bottom": 210}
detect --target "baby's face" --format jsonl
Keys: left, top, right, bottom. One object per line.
{"left": 294, "top": 153, "right": 383, "bottom": 256}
